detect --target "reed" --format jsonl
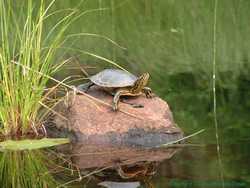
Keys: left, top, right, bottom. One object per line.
{"left": 0, "top": 0, "right": 76, "bottom": 139}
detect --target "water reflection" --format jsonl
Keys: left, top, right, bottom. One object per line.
{"left": 0, "top": 150, "right": 57, "bottom": 187}
{"left": 55, "top": 142, "right": 181, "bottom": 187}
{"left": 1, "top": 142, "right": 249, "bottom": 188}
{"left": 98, "top": 181, "right": 140, "bottom": 188}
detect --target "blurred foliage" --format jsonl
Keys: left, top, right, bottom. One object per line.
{"left": 38, "top": 0, "right": 250, "bottom": 142}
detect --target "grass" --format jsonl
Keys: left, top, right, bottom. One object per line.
{"left": 0, "top": 0, "right": 77, "bottom": 139}
{"left": 0, "top": 1, "right": 78, "bottom": 186}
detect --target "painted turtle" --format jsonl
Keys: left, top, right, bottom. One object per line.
{"left": 77, "top": 69, "right": 152, "bottom": 110}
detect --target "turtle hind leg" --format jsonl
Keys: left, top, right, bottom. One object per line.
{"left": 143, "top": 87, "right": 153, "bottom": 98}
{"left": 77, "top": 82, "right": 94, "bottom": 93}
{"left": 120, "top": 99, "right": 144, "bottom": 108}
{"left": 112, "top": 90, "right": 130, "bottom": 111}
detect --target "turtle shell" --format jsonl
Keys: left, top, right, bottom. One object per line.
{"left": 90, "top": 69, "right": 138, "bottom": 88}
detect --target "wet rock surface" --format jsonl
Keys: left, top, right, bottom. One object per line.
{"left": 52, "top": 86, "right": 183, "bottom": 147}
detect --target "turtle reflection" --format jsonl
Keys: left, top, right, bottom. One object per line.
{"left": 95, "top": 161, "right": 157, "bottom": 188}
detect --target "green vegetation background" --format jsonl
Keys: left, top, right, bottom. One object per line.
{"left": 48, "top": 0, "right": 250, "bottom": 143}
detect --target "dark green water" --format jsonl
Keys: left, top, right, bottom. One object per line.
{"left": 2, "top": 0, "right": 250, "bottom": 187}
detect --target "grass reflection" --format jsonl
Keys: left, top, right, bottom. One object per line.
{"left": 0, "top": 150, "right": 57, "bottom": 188}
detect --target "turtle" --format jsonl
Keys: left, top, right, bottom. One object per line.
{"left": 77, "top": 69, "right": 153, "bottom": 110}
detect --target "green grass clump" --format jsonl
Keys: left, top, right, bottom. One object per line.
{"left": 0, "top": 0, "right": 76, "bottom": 138}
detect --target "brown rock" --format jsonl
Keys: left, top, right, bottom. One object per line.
{"left": 53, "top": 86, "right": 183, "bottom": 147}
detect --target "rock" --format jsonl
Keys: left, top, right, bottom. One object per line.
{"left": 52, "top": 86, "right": 183, "bottom": 147}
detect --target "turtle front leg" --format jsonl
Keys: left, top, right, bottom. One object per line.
{"left": 77, "top": 82, "right": 94, "bottom": 93}
{"left": 113, "top": 90, "right": 130, "bottom": 111}
{"left": 143, "top": 87, "right": 153, "bottom": 98}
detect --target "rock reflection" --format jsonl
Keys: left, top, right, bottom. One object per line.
{"left": 55, "top": 142, "right": 181, "bottom": 187}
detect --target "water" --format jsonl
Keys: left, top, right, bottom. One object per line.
{"left": 49, "top": 138, "right": 250, "bottom": 188}
{"left": 2, "top": 0, "right": 250, "bottom": 187}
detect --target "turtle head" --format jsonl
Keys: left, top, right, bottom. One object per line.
{"left": 132, "top": 73, "right": 150, "bottom": 93}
